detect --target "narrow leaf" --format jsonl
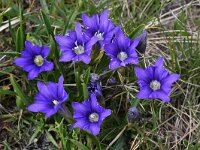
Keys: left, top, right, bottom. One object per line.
{"left": 10, "top": 74, "right": 28, "bottom": 108}
{"left": 70, "top": 139, "right": 89, "bottom": 150}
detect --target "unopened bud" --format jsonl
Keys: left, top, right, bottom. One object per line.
{"left": 136, "top": 30, "right": 147, "bottom": 54}
{"left": 128, "top": 107, "right": 141, "bottom": 123}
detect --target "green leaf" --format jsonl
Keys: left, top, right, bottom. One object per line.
{"left": 41, "top": 11, "right": 54, "bottom": 37}
{"left": 75, "top": 70, "right": 82, "bottom": 97}
{"left": 0, "top": 51, "right": 20, "bottom": 57}
{"left": 10, "top": 74, "right": 28, "bottom": 108}
{"left": 39, "top": 0, "right": 50, "bottom": 14}
{"left": 70, "top": 139, "right": 89, "bottom": 150}
{"left": 84, "top": 67, "right": 90, "bottom": 85}
{"left": 15, "top": 6, "right": 25, "bottom": 52}
{"left": 15, "top": 27, "right": 24, "bottom": 52}
{"left": 45, "top": 130, "right": 59, "bottom": 148}
{"left": 128, "top": 24, "right": 145, "bottom": 39}
{"left": 0, "top": 89, "right": 16, "bottom": 96}
{"left": 82, "top": 83, "right": 89, "bottom": 100}
{"left": 28, "top": 126, "right": 42, "bottom": 145}
{"left": 83, "top": 131, "right": 102, "bottom": 150}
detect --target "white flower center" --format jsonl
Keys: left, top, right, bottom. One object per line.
{"left": 74, "top": 45, "right": 85, "bottom": 55}
{"left": 95, "top": 31, "right": 104, "bottom": 41}
{"left": 53, "top": 100, "right": 59, "bottom": 105}
{"left": 89, "top": 113, "right": 99, "bottom": 123}
{"left": 150, "top": 80, "right": 161, "bottom": 91}
{"left": 34, "top": 55, "right": 44, "bottom": 66}
{"left": 117, "top": 51, "right": 128, "bottom": 61}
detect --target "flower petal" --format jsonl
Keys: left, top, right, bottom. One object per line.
{"left": 75, "top": 23, "right": 83, "bottom": 44}
{"left": 104, "top": 44, "right": 118, "bottom": 58}
{"left": 149, "top": 90, "right": 170, "bottom": 102}
{"left": 82, "top": 14, "right": 94, "bottom": 29}
{"left": 79, "top": 54, "right": 91, "bottom": 64}
{"left": 137, "top": 86, "right": 152, "bottom": 99}
{"left": 85, "top": 36, "right": 98, "bottom": 52}
{"left": 28, "top": 68, "right": 40, "bottom": 80}
{"left": 27, "top": 103, "right": 51, "bottom": 112}
{"left": 24, "top": 41, "right": 37, "bottom": 55}
{"left": 14, "top": 58, "right": 33, "bottom": 68}
{"left": 116, "top": 31, "right": 129, "bottom": 51}
{"left": 72, "top": 118, "right": 89, "bottom": 129}
{"left": 59, "top": 51, "right": 76, "bottom": 62}
{"left": 155, "top": 57, "right": 164, "bottom": 67}
{"left": 72, "top": 102, "right": 90, "bottom": 115}
{"left": 99, "top": 109, "right": 111, "bottom": 121}
{"left": 109, "top": 58, "right": 121, "bottom": 70}
{"left": 130, "top": 38, "right": 140, "bottom": 49}
{"left": 40, "top": 46, "right": 50, "bottom": 58}
{"left": 134, "top": 67, "right": 150, "bottom": 82}
{"left": 55, "top": 35, "right": 75, "bottom": 48}
{"left": 99, "top": 10, "right": 109, "bottom": 32}
{"left": 124, "top": 57, "right": 138, "bottom": 65}
{"left": 45, "top": 109, "right": 57, "bottom": 118}
{"left": 88, "top": 123, "right": 100, "bottom": 136}
{"left": 40, "top": 61, "right": 54, "bottom": 72}
{"left": 37, "top": 81, "right": 53, "bottom": 100}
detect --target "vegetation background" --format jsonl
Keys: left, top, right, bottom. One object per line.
{"left": 0, "top": 0, "right": 200, "bottom": 149}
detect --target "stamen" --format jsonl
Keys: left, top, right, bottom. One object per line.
{"left": 150, "top": 80, "right": 161, "bottom": 91}
{"left": 95, "top": 31, "right": 104, "bottom": 41}
{"left": 89, "top": 113, "right": 99, "bottom": 123}
{"left": 117, "top": 51, "right": 128, "bottom": 61}
{"left": 53, "top": 100, "right": 59, "bottom": 105}
{"left": 74, "top": 45, "right": 85, "bottom": 55}
{"left": 34, "top": 55, "right": 44, "bottom": 66}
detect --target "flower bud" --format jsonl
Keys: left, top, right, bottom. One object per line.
{"left": 88, "top": 82, "right": 102, "bottom": 98}
{"left": 128, "top": 107, "right": 141, "bottom": 123}
{"left": 136, "top": 30, "right": 147, "bottom": 54}
{"left": 90, "top": 73, "right": 100, "bottom": 82}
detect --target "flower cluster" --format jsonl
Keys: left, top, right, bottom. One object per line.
{"left": 14, "top": 10, "right": 180, "bottom": 136}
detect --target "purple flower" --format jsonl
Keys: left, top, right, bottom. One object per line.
{"left": 82, "top": 10, "right": 120, "bottom": 48}
{"left": 55, "top": 23, "right": 98, "bottom": 64}
{"left": 105, "top": 30, "right": 140, "bottom": 70}
{"left": 90, "top": 73, "right": 100, "bottom": 82}
{"left": 14, "top": 41, "right": 54, "bottom": 80}
{"left": 128, "top": 107, "right": 141, "bottom": 123}
{"left": 27, "top": 76, "right": 69, "bottom": 118}
{"left": 72, "top": 94, "right": 111, "bottom": 135}
{"left": 134, "top": 57, "right": 180, "bottom": 102}
{"left": 88, "top": 82, "right": 102, "bottom": 98}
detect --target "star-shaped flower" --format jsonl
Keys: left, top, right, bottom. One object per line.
{"left": 82, "top": 10, "right": 120, "bottom": 48}
{"left": 72, "top": 94, "right": 111, "bottom": 135}
{"left": 14, "top": 41, "right": 54, "bottom": 80}
{"left": 27, "top": 75, "right": 69, "bottom": 118}
{"left": 105, "top": 30, "right": 140, "bottom": 70}
{"left": 134, "top": 57, "right": 180, "bottom": 102}
{"left": 55, "top": 23, "right": 98, "bottom": 64}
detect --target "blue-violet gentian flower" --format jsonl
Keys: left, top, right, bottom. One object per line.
{"left": 88, "top": 82, "right": 103, "bottom": 98}
{"left": 105, "top": 30, "right": 140, "bottom": 70}
{"left": 82, "top": 10, "right": 120, "bottom": 48}
{"left": 72, "top": 94, "right": 111, "bottom": 135}
{"left": 55, "top": 23, "right": 98, "bottom": 64}
{"left": 134, "top": 57, "right": 180, "bottom": 102}
{"left": 14, "top": 41, "right": 54, "bottom": 80}
{"left": 27, "top": 75, "right": 69, "bottom": 118}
